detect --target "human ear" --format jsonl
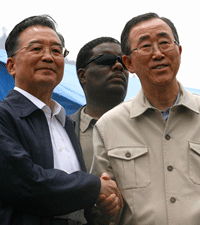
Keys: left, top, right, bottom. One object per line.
{"left": 122, "top": 55, "right": 135, "bottom": 74}
{"left": 179, "top": 45, "right": 182, "bottom": 55}
{"left": 6, "top": 57, "right": 16, "bottom": 77}
{"left": 77, "top": 68, "right": 87, "bottom": 85}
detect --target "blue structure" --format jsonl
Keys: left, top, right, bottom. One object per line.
{"left": 0, "top": 49, "right": 85, "bottom": 115}
{"left": 0, "top": 49, "right": 200, "bottom": 115}
{"left": 0, "top": 61, "right": 14, "bottom": 99}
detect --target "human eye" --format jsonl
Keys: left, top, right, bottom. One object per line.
{"left": 28, "top": 44, "right": 43, "bottom": 52}
{"left": 138, "top": 43, "right": 152, "bottom": 54}
{"left": 139, "top": 42, "right": 152, "bottom": 50}
{"left": 141, "top": 43, "right": 151, "bottom": 48}
{"left": 51, "top": 45, "right": 62, "bottom": 55}
{"left": 160, "top": 40, "right": 169, "bottom": 45}
{"left": 159, "top": 39, "right": 172, "bottom": 50}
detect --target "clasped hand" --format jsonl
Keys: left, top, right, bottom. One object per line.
{"left": 97, "top": 173, "right": 123, "bottom": 216}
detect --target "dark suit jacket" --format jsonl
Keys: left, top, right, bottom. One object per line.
{"left": 0, "top": 91, "right": 100, "bottom": 225}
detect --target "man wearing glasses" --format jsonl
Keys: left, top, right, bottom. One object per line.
{"left": 91, "top": 13, "right": 200, "bottom": 224}
{"left": 0, "top": 15, "right": 122, "bottom": 225}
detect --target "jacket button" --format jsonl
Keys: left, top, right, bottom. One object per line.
{"left": 167, "top": 165, "right": 173, "bottom": 171}
{"left": 170, "top": 197, "right": 176, "bottom": 203}
{"left": 165, "top": 134, "right": 171, "bottom": 140}
{"left": 125, "top": 152, "right": 131, "bottom": 158}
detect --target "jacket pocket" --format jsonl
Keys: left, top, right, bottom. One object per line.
{"left": 189, "top": 141, "right": 200, "bottom": 185}
{"left": 108, "top": 146, "right": 151, "bottom": 189}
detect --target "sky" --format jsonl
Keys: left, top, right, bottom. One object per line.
{"left": 0, "top": 0, "right": 199, "bottom": 89}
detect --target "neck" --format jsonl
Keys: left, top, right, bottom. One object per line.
{"left": 142, "top": 81, "right": 179, "bottom": 111}
{"left": 17, "top": 85, "right": 53, "bottom": 107}
{"left": 84, "top": 97, "right": 123, "bottom": 119}
{"left": 33, "top": 91, "right": 53, "bottom": 107}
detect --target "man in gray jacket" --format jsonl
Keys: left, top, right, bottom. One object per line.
{"left": 69, "top": 37, "right": 129, "bottom": 173}
{"left": 91, "top": 12, "right": 200, "bottom": 224}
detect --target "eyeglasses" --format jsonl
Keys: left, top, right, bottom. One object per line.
{"left": 11, "top": 43, "right": 69, "bottom": 58}
{"left": 128, "top": 40, "right": 179, "bottom": 56}
{"left": 84, "top": 53, "right": 127, "bottom": 70}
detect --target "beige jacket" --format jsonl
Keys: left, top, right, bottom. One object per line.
{"left": 91, "top": 83, "right": 200, "bottom": 225}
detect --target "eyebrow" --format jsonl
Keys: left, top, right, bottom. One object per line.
{"left": 28, "top": 40, "right": 62, "bottom": 46}
{"left": 157, "top": 32, "right": 171, "bottom": 38}
{"left": 138, "top": 35, "right": 150, "bottom": 43}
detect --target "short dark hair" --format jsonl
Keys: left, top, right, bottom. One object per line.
{"left": 5, "top": 15, "right": 65, "bottom": 58}
{"left": 121, "top": 12, "right": 180, "bottom": 55}
{"left": 76, "top": 37, "right": 120, "bottom": 73}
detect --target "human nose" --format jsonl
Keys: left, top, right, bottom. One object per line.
{"left": 112, "top": 60, "right": 123, "bottom": 71}
{"left": 152, "top": 43, "right": 164, "bottom": 59}
{"left": 42, "top": 47, "right": 54, "bottom": 61}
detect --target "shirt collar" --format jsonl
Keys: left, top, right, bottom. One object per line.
{"left": 130, "top": 82, "right": 199, "bottom": 118}
{"left": 14, "top": 87, "right": 45, "bottom": 109}
{"left": 160, "top": 85, "right": 181, "bottom": 121}
{"left": 49, "top": 100, "right": 66, "bottom": 127}
{"left": 80, "top": 106, "right": 97, "bottom": 132}
{"left": 178, "top": 83, "right": 199, "bottom": 114}
{"left": 14, "top": 87, "right": 66, "bottom": 126}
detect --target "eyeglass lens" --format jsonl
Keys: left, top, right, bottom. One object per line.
{"left": 95, "top": 54, "right": 127, "bottom": 69}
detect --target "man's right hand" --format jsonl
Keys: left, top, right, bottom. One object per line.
{"left": 96, "top": 173, "right": 123, "bottom": 216}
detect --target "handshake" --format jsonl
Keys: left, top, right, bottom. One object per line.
{"left": 96, "top": 173, "right": 123, "bottom": 216}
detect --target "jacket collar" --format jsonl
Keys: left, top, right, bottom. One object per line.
{"left": 4, "top": 90, "right": 39, "bottom": 117}
{"left": 5, "top": 90, "right": 87, "bottom": 172}
{"left": 130, "top": 82, "right": 199, "bottom": 118}
{"left": 130, "top": 89, "right": 154, "bottom": 118}
{"left": 178, "top": 83, "right": 199, "bottom": 114}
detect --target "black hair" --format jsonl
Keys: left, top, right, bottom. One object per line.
{"left": 5, "top": 15, "right": 65, "bottom": 57}
{"left": 76, "top": 37, "right": 120, "bottom": 73}
{"left": 121, "top": 12, "right": 180, "bottom": 55}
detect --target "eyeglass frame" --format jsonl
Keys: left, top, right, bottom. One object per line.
{"left": 127, "top": 40, "right": 179, "bottom": 56}
{"left": 83, "top": 53, "right": 125, "bottom": 68}
{"left": 84, "top": 54, "right": 104, "bottom": 68}
{"left": 10, "top": 43, "right": 69, "bottom": 58}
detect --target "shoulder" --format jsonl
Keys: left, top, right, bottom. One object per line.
{"left": 97, "top": 100, "right": 132, "bottom": 127}
{"left": 181, "top": 86, "right": 200, "bottom": 110}
{"left": 0, "top": 90, "right": 40, "bottom": 119}
{"left": 0, "top": 90, "right": 18, "bottom": 119}
{"left": 102, "top": 100, "right": 131, "bottom": 118}
{"left": 68, "top": 106, "right": 84, "bottom": 122}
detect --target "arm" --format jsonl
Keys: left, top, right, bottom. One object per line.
{"left": 91, "top": 125, "right": 123, "bottom": 217}
{"left": 0, "top": 108, "right": 101, "bottom": 217}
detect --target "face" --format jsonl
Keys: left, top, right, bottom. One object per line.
{"left": 7, "top": 25, "right": 64, "bottom": 94}
{"left": 123, "top": 18, "right": 182, "bottom": 89}
{"left": 80, "top": 42, "right": 129, "bottom": 101}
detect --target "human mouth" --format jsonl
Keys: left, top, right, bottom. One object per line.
{"left": 152, "top": 64, "right": 168, "bottom": 70}
{"left": 109, "top": 73, "right": 127, "bottom": 83}
{"left": 39, "top": 67, "right": 54, "bottom": 71}
{"left": 109, "top": 74, "right": 127, "bottom": 85}
{"left": 155, "top": 65, "right": 165, "bottom": 69}
{"left": 36, "top": 67, "right": 55, "bottom": 74}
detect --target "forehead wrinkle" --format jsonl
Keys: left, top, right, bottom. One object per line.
{"left": 138, "top": 32, "right": 170, "bottom": 43}
{"left": 92, "top": 42, "right": 122, "bottom": 57}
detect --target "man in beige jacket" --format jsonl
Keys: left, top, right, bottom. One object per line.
{"left": 91, "top": 12, "right": 200, "bottom": 224}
